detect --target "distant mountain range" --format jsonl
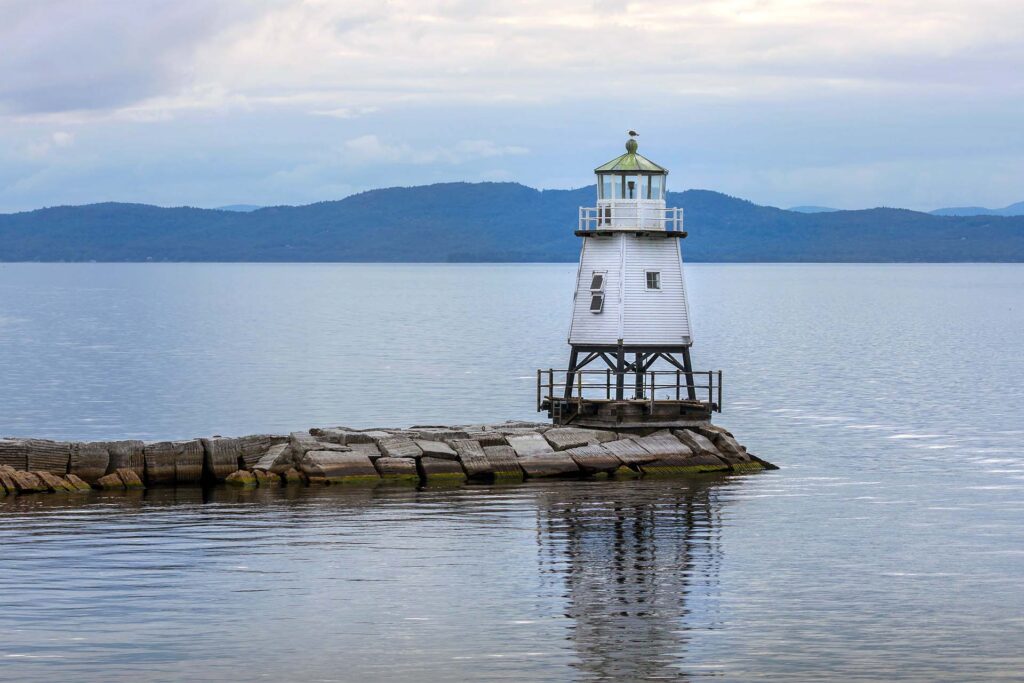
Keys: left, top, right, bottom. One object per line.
{"left": 1, "top": 183, "right": 1023, "bottom": 262}
{"left": 789, "top": 202, "right": 1024, "bottom": 217}
{"left": 787, "top": 205, "right": 840, "bottom": 214}
{"left": 930, "top": 201, "right": 1024, "bottom": 217}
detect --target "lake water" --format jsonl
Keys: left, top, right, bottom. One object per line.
{"left": 1, "top": 263, "right": 1023, "bottom": 681}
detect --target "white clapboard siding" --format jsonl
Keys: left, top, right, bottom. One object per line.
{"left": 568, "top": 236, "right": 622, "bottom": 345}
{"left": 622, "top": 238, "right": 692, "bottom": 345}
{"left": 569, "top": 234, "right": 692, "bottom": 346}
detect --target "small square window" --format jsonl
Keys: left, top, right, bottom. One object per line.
{"left": 646, "top": 271, "right": 661, "bottom": 290}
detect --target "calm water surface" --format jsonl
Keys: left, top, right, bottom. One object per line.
{"left": 1, "top": 263, "right": 1023, "bottom": 681}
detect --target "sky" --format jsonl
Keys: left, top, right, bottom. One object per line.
{"left": 1, "top": 0, "right": 1023, "bottom": 213}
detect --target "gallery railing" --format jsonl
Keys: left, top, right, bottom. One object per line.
{"left": 537, "top": 368, "right": 722, "bottom": 413}
{"left": 578, "top": 205, "right": 684, "bottom": 232}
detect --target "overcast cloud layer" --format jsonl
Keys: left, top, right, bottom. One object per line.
{"left": 1, "top": 0, "right": 1022, "bottom": 212}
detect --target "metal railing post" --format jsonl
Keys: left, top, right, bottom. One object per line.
{"left": 718, "top": 370, "right": 723, "bottom": 412}
{"left": 536, "top": 368, "right": 541, "bottom": 411}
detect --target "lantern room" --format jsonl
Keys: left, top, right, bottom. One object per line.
{"left": 581, "top": 134, "right": 683, "bottom": 233}
{"left": 595, "top": 136, "right": 668, "bottom": 201}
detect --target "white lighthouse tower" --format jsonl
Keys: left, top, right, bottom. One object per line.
{"left": 538, "top": 133, "right": 721, "bottom": 427}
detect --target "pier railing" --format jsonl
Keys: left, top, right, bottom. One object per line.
{"left": 579, "top": 205, "right": 684, "bottom": 232}
{"left": 537, "top": 368, "right": 722, "bottom": 413}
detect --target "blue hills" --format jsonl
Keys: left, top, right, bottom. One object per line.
{"left": 930, "top": 201, "right": 1024, "bottom": 217}
{"left": 1, "top": 182, "right": 1023, "bottom": 262}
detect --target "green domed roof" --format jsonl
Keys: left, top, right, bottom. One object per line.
{"left": 594, "top": 138, "right": 668, "bottom": 174}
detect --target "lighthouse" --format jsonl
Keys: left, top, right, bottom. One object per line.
{"left": 538, "top": 134, "right": 721, "bottom": 427}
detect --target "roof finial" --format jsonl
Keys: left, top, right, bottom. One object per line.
{"left": 626, "top": 130, "right": 638, "bottom": 153}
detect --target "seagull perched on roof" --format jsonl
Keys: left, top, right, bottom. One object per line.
{"left": 628, "top": 130, "right": 638, "bottom": 137}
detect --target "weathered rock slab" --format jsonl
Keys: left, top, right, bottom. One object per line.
{"left": 602, "top": 438, "right": 659, "bottom": 466}
{"left": 409, "top": 427, "right": 471, "bottom": 442}
{"left": 415, "top": 439, "right": 457, "bottom": 460}
{"left": 0, "top": 440, "right": 27, "bottom": 470}
{"left": 451, "top": 439, "right": 492, "bottom": 479}
{"left": 482, "top": 445, "right": 524, "bottom": 481}
{"left": 374, "top": 457, "right": 420, "bottom": 482}
{"left": 641, "top": 449, "right": 729, "bottom": 476}
{"left": 201, "top": 437, "right": 242, "bottom": 481}
{"left": 544, "top": 428, "right": 616, "bottom": 451}
{"left": 237, "top": 434, "right": 289, "bottom": 468}
{"left": 144, "top": 440, "right": 204, "bottom": 485}
{"left": 462, "top": 431, "right": 508, "bottom": 448}
{"left": 0, "top": 465, "right": 21, "bottom": 494}
{"left": 633, "top": 434, "right": 691, "bottom": 458}
{"left": 36, "top": 471, "right": 74, "bottom": 492}
{"left": 347, "top": 442, "right": 383, "bottom": 460}
{"left": 115, "top": 468, "right": 145, "bottom": 489}
{"left": 507, "top": 433, "right": 555, "bottom": 457}
{"left": 564, "top": 444, "right": 621, "bottom": 474}
{"left": 672, "top": 429, "right": 721, "bottom": 457}
{"left": 418, "top": 456, "right": 466, "bottom": 482}
{"left": 102, "top": 440, "right": 145, "bottom": 477}
{"left": 517, "top": 452, "right": 580, "bottom": 478}
{"left": 26, "top": 439, "right": 71, "bottom": 475}
{"left": 95, "top": 472, "right": 126, "bottom": 490}
{"left": 64, "top": 473, "right": 92, "bottom": 491}
{"left": 253, "top": 443, "right": 293, "bottom": 474}
{"left": 300, "top": 450, "right": 379, "bottom": 483}
{"left": 70, "top": 442, "right": 109, "bottom": 482}
{"left": 378, "top": 436, "right": 423, "bottom": 459}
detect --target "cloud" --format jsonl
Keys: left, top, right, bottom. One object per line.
{"left": 311, "top": 106, "right": 380, "bottom": 120}
{"left": 0, "top": 0, "right": 274, "bottom": 115}
{"left": 342, "top": 135, "right": 528, "bottom": 165}
{"left": 0, "top": 1, "right": 1022, "bottom": 212}
{"left": 22, "top": 130, "right": 75, "bottom": 159}
{"left": 7, "top": 1, "right": 1024, "bottom": 120}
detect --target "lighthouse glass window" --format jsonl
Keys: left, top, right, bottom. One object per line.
{"left": 650, "top": 175, "right": 663, "bottom": 199}
{"left": 646, "top": 271, "right": 661, "bottom": 290}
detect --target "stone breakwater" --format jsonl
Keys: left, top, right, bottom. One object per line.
{"left": 0, "top": 422, "right": 775, "bottom": 496}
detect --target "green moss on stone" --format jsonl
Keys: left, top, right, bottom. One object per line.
{"left": 377, "top": 474, "right": 421, "bottom": 485}
{"left": 642, "top": 464, "right": 730, "bottom": 477}
{"left": 225, "top": 471, "right": 258, "bottom": 488}
{"left": 611, "top": 466, "right": 642, "bottom": 479}
{"left": 325, "top": 475, "right": 382, "bottom": 486}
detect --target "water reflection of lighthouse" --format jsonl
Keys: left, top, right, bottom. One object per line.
{"left": 535, "top": 481, "right": 725, "bottom": 680}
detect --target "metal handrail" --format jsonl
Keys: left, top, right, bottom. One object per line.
{"left": 579, "top": 205, "right": 684, "bottom": 232}
{"left": 536, "top": 368, "right": 722, "bottom": 412}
